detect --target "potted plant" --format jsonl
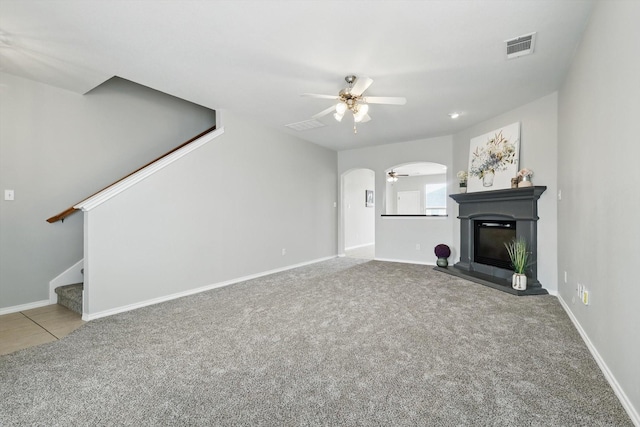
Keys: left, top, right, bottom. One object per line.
{"left": 434, "top": 244, "right": 451, "bottom": 267}
{"left": 456, "top": 171, "right": 468, "bottom": 193}
{"left": 504, "top": 237, "right": 530, "bottom": 290}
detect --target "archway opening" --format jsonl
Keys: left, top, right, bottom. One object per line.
{"left": 342, "top": 168, "right": 375, "bottom": 259}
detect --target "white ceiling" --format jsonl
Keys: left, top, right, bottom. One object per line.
{"left": 0, "top": 0, "right": 595, "bottom": 151}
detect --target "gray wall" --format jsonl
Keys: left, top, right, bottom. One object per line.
{"left": 338, "top": 135, "right": 454, "bottom": 264}
{"left": 343, "top": 169, "right": 375, "bottom": 250}
{"left": 452, "top": 92, "right": 559, "bottom": 293}
{"left": 558, "top": 0, "right": 640, "bottom": 417}
{"left": 0, "top": 74, "right": 215, "bottom": 310}
{"left": 84, "top": 110, "right": 337, "bottom": 315}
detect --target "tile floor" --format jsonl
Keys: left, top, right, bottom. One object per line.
{"left": 0, "top": 304, "right": 85, "bottom": 356}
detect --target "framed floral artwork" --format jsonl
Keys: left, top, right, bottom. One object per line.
{"left": 467, "top": 122, "right": 520, "bottom": 192}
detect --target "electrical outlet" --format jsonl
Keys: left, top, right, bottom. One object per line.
{"left": 281, "top": 248, "right": 286, "bottom": 256}
{"left": 4, "top": 189, "right": 14, "bottom": 201}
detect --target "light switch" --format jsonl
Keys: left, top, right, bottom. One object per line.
{"left": 4, "top": 189, "right": 14, "bottom": 201}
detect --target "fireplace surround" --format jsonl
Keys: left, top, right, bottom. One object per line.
{"left": 443, "top": 186, "right": 548, "bottom": 295}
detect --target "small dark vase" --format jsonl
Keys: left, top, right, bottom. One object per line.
{"left": 436, "top": 258, "right": 448, "bottom": 267}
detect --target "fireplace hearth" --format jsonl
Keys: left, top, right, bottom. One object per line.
{"left": 441, "top": 186, "right": 548, "bottom": 295}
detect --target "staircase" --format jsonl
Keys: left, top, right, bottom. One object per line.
{"left": 46, "top": 126, "right": 220, "bottom": 319}
{"left": 55, "top": 283, "right": 83, "bottom": 314}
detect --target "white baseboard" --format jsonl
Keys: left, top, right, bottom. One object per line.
{"left": 82, "top": 255, "right": 338, "bottom": 321}
{"left": 374, "top": 257, "right": 435, "bottom": 266}
{"left": 344, "top": 243, "right": 375, "bottom": 251}
{"left": 557, "top": 295, "right": 640, "bottom": 426}
{"left": 0, "top": 299, "right": 51, "bottom": 315}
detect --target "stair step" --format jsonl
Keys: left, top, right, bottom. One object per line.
{"left": 55, "top": 283, "right": 83, "bottom": 315}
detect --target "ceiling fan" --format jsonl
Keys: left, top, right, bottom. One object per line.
{"left": 301, "top": 75, "right": 407, "bottom": 133}
{"left": 387, "top": 170, "right": 409, "bottom": 182}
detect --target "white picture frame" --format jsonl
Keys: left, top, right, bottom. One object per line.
{"left": 365, "top": 190, "right": 374, "bottom": 207}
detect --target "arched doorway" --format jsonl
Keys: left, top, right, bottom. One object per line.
{"left": 341, "top": 168, "right": 375, "bottom": 259}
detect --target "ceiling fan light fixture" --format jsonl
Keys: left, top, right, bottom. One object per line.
{"left": 301, "top": 75, "right": 405, "bottom": 134}
{"left": 353, "top": 103, "right": 369, "bottom": 122}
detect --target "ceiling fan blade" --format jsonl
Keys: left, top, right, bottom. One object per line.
{"left": 350, "top": 76, "right": 373, "bottom": 96}
{"left": 301, "top": 93, "right": 339, "bottom": 100}
{"left": 362, "top": 96, "right": 407, "bottom": 105}
{"left": 312, "top": 105, "right": 336, "bottom": 119}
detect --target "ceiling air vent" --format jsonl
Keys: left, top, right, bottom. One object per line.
{"left": 285, "top": 119, "right": 326, "bottom": 131}
{"left": 505, "top": 32, "right": 536, "bottom": 59}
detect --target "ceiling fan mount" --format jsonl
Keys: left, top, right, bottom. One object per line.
{"left": 301, "top": 75, "right": 406, "bottom": 134}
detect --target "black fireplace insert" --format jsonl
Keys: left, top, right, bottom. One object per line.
{"left": 474, "top": 220, "right": 516, "bottom": 270}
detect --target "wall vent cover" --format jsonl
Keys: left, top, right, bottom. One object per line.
{"left": 505, "top": 32, "right": 536, "bottom": 59}
{"left": 285, "top": 119, "right": 326, "bottom": 131}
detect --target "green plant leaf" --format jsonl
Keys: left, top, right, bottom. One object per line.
{"left": 504, "top": 237, "right": 530, "bottom": 274}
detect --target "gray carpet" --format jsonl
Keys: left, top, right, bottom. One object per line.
{"left": 0, "top": 258, "right": 632, "bottom": 426}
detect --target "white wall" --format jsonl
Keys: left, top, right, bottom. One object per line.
{"left": 84, "top": 110, "right": 337, "bottom": 316}
{"left": 343, "top": 169, "right": 375, "bottom": 250}
{"left": 338, "top": 135, "right": 454, "bottom": 265}
{"left": 452, "top": 92, "right": 559, "bottom": 293}
{"left": 0, "top": 74, "right": 215, "bottom": 310}
{"left": 558, "top": 0, "right": 640, "bottom": 420}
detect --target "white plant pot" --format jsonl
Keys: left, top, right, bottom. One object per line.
{"left": 512, "top": 273, "right": 527, "bottom": 291}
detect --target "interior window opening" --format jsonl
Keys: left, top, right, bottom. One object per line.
{"left": 384, "top": 162, "right": 447, "bottom": 216}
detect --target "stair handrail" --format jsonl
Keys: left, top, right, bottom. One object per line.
{"left": 46, "top": 125, "right": 218, "bottom": 223}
